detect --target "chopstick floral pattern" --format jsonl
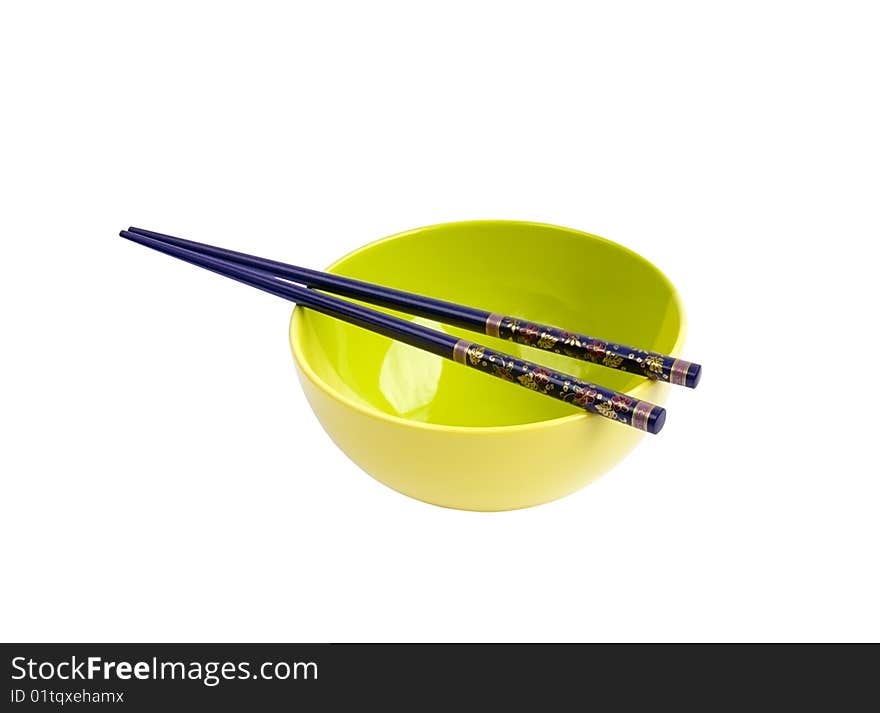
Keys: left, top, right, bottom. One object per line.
{"left": 489, "top": 316, "right": 698, "bottom": 387}
{"left": 456, "top": 341, "right": 661, "bottom": 431}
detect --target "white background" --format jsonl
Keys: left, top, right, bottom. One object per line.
{"left": 1, "top": 1, "right": 877, "bottom": 642}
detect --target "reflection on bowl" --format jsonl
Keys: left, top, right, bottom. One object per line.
{"left": 290, "top": 220, "right": 686, "bottom": 511}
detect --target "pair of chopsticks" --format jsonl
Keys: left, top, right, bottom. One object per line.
{"left": 120, "top": 227, "right": 702, "bottom": 434}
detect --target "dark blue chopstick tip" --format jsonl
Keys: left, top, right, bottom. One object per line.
{"left": 120, "top": 229, "right": 143, "bottom": 243}
{"left": 685, "top": 362, "right": 702, "bottom": 389}
{"left": 647, "top": 406, "right": 666, "bottom": 435}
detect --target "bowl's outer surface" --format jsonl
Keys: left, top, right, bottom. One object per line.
{"left": 290, "top": 220, "right": 686, "bottom": 511}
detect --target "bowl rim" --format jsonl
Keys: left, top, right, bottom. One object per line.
{"left": 290, "top": 219, "right": 687, "bottom": 434}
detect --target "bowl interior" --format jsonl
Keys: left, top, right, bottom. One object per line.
{"left": 293, "top": 221, "right": 684, "bottom": 427}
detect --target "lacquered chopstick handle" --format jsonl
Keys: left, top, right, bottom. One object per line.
{"left": 485, "top": 314, "right": 701, "bottom": 388}
{"left": 452, "top": 339, "right": 666, "bottom": 434}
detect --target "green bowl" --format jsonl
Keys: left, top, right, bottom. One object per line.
{"left": 290, "top": 220, "right": 686, "bottom": 510}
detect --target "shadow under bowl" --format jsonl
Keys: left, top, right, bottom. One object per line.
{"left": 290, "top": 220, "right": 686, "bottom": 511}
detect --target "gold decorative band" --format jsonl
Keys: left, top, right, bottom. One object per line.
{"left": 452, "top": 339, "right": 473, "bottom": 365}
{"left": 485, "top": 313, "right": 504, "bottom": 339}
{"left": 670, "top": 359, "right": 690, "bottom": 386}
{"left": 631, "top": 401, "right": 654, "bottom": 431}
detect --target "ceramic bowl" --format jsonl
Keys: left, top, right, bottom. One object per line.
{"left": 290, "top": 220, "right": 686, "bottom": 511}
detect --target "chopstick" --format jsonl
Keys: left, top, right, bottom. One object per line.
{"left": 119, "top": 230, "right": 667, "bottom": 434}
{"left": 127, "top": 227, "right": 701, "bottom": 389}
